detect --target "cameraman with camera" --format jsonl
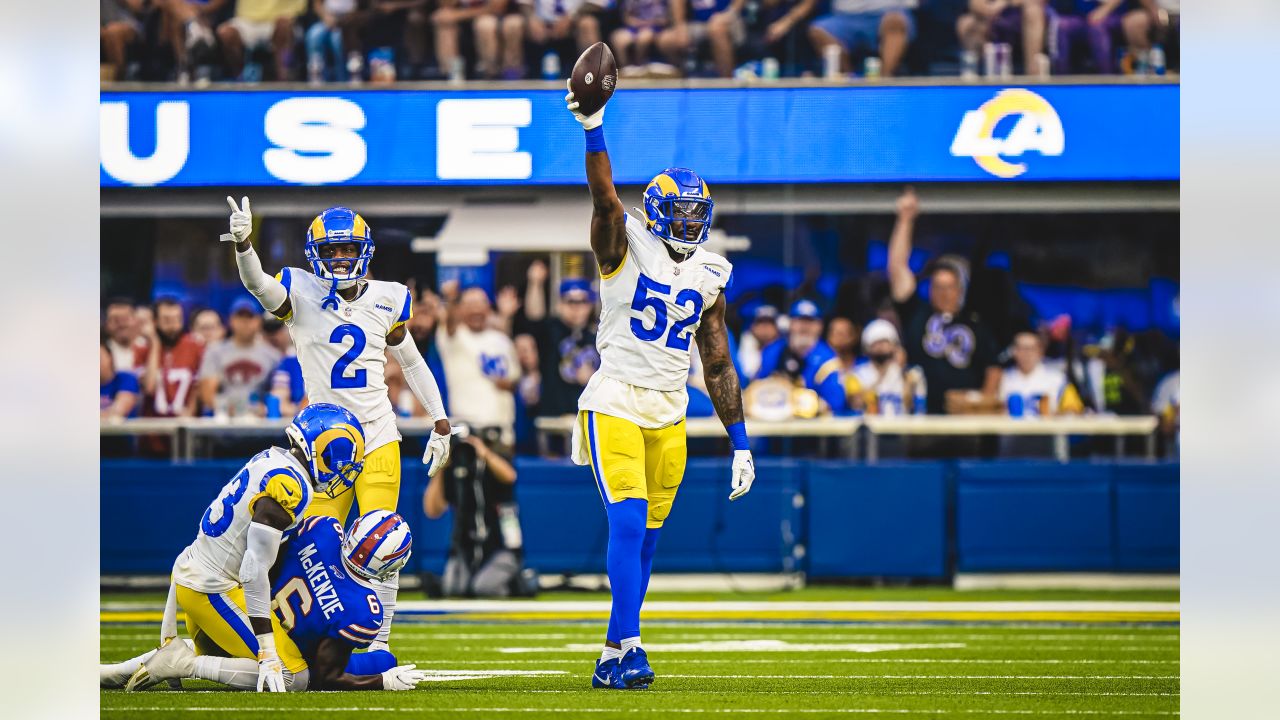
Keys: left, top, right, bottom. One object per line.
{"left": 422, "top": 426, "right": 537, "bottom": 598}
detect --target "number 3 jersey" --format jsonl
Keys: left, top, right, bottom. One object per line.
{"left": 172, "top": 447, "right": 313, "bottom": 594}
{"left": 272, "top": 516, "right": 383, "bottom": 657}
{"left": 277, "top": 268, "right": 413, "bottom": 453}
{"left": 577, "top": 213, "right": 732, "bottom": 435}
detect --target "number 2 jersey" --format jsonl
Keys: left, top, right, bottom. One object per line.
{"left": 272, "top": 516, "right": 384, "bottom": 658}
{"left": 576, "top": 213, "right": 732, "bottom": 436}
{"left": 172, "top": 447, "right": 313, "bottom": 594}
{"left": 276, "top": 267, "right": 413, "bottom": 453}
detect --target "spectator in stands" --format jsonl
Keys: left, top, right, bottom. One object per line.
{"left": 522, "top": 263, "right": 601, "bottom": 418}
{"left": 887, "top": 187, "right": 1001, "bottom": 414}
{"left": 365, "top": 0, "right": 432, "bottom": 78}
{"left": 436, "top": 283, "right": 522, "bottom": 446}
{"left": 824, "top": 315, "right": 861, "bottom": 390}
{"left": 189, "top": 307, "right": 226, "bottom": 347}
{"left": 809, "top": 0, "right": 917, "bottom": 77}
{"left": 737, "top": 304, "right": 782, "bottom": 379}
{"left": 434, "top": 0, "right": 518, "bottom": 79}
{"left": 423, "top": 429, "right": 535, "bottom": 597}
{"left": 1151, "top": 366, "right": 1178, "bottom": 455}
{"left": 197, "top": 299, "right": 283, "bottom": 417}
{"left": 104, "top": 298, "right": 140, "bottom": 374}
{"left": 850, "top": 318, "right": 925, "bottom": 415}
{"left": 218, "top": 0, "right": 308, "bottom": 80}
{"left": 999, "top": 331, "right": 1083, "bottom": 416}
{"left": 101, "top": 0, "right": 147, "bottom": 81}
{"left": 957, "top": 0, "right": 1051, "bottom": 76}
{"left": 101, "top": 338, "right": 140, "bottom": 420}
{"left": 612, "top": 0, "right": 672, "bottom": 75}
{"left": 517, "top": 0, "right": 605, "bottom": 74}
{"left": 1057, "top": 0, "right": 1156, "bottom": 74}
{"left": 158, "top": 0, "right": 227, "bottom": 80}
{"left": 1096, "top": 328, "right": 1147, "bottom": 415}
{"left": 690, "top": 0, "right": 817, "bottom": 77}
{"left": 755, "top": 299, "right": 849, "bottom": 415}
{"left": 137, "top": 297, "right": 204, "bottom": 419}
{"left": 306, "top": 0, "right": 369, "bottom": 82}
{"left": 656, "top": 0, "right": 729, "bottom": 72}
{"left": 513, "top": 333, "right": 542, "bottom": 449}
{"left": 266, "top": 318, "right": 306, "bottom": 417}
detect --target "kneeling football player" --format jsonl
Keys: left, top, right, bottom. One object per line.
{"left": 100, "top": 402, "right": 367, "bottom": 692}
{"left": 117, "top": 510, "right": 425, "bottom": 692}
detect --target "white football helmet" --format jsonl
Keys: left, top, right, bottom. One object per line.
{"left": 342, "top": 510, "right": 413, "bottom": 581}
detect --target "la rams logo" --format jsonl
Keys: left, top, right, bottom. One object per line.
{"left": 950, "top": 89, "right": 1064, "bottom": 179}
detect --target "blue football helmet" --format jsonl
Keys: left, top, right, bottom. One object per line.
{"left": 643, "top": 168, "right": 713, "bottom": 255}
{"left": 304, "top": 207, "right": 374, "bottom": 309}
{"left": 342, "top": 510, "right": 413, "bottom": 581}
{"left": 285, "top": 403, "right": 366, "bottom": 499}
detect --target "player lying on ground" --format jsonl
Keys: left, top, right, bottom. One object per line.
{"left": 224, "top": 197, "right": 455, "bottom": 649}
{"left": 99, "top": 403, "right": 368, "bottom": 692}
{"left": 106, "top": 510, "right": 426, "bottom": 692}
{"left": 565, "top": 80, "right": 755, "bottom": 690}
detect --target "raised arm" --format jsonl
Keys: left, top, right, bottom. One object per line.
{"left": 888, "top": 186, "right": 919, "bottom": 303}
{"left": 695, "top": 294, "right": 754, "bottom": 501}
{"left": 566, "top": 80, "right": 627, "bottom": 275}
{"left": 223, "top": 196, "right": 293, "bottom": 320}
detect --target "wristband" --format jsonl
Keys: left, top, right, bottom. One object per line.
{"left": 256, "top": 632, "right": 276, "bottom": 659}
{"left": 726, "top": 421, "right": 750, "bottom": 451}
{"left": 585, "top": 126, "right": 606, "bottom": 152}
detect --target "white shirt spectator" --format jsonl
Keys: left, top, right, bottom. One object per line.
{"left": 853, "top": 360, "right": 924, "bottom": 416}
{"left": 999, "top": 363, "right": 1067, "bottom": 416}
{"left": 198, "top": 337, "right": 282, "bottom": 416}
{"left": 830, "top": 0, "right": 916, "bottom": 14}
{"left": 436, "top": 324, "right": 521, "bottom": 438}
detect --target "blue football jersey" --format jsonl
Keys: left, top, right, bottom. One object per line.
{"left": 271, "top": 517, "right": 384, "bottom": 659}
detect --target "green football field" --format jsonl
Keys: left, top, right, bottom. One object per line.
{"left": 101, "top": 588, "right": 1179, "bottom": 719}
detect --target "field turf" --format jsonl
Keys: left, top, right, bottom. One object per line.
{"left": 101, "top": 588, "right": 1178, "bottom": 719}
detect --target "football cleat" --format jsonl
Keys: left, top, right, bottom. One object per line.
{"left": 125, "top": 636, "right": 196, "bottom": 691}
{"left": 591, "top": 657, "right": 624, "bottom": 689}
{"left": 619, "top": 647, "right": 655, "bottom": 689}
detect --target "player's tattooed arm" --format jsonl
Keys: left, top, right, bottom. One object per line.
{"left": 586, "top": 150, "right": 628, "bottom": 276}
{"left": 695, "top": 294, "right": 746, "bottom": 429}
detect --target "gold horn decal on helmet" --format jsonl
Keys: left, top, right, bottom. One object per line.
{"left": 314, "top": 424, "right": 365, "bottom": 474}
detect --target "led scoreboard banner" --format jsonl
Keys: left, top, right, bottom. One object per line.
{"left": 100, "top": 82, "right": 1178, "bottom": 187}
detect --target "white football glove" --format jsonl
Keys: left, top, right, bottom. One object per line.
{"left": 222, "top": 195, "right": 253, "bottom": 243}
{"left": 730, "top": 449, "right": 755, "bottom": 501}
{"left": 565, "top": 78, "right": 604, "bottom": 130}
{"left": 382, "top": 664, "right": 428, "bottom": 691}
{"left": 423, "top": 428, "right": 455, "bottom": 477}
{"left": 255, "top": 632, "right": 286, "bottom": 692}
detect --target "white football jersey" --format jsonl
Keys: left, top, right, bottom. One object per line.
{"left": 999, "top": 364, "right": 1067, "bottom": 415}
{"left": 279, "top": 268, "right": 412, "bottom": 452}
{"left": 172, "top": 447, "right": 313, "bottom": 593}
{"left": 578, "top": 213, "right": 732, "bottom": 429}
{"left": 853, "top": 361, "right": 926, "bottom": 416}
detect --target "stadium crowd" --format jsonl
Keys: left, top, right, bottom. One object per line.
{"left": 101, "top": 188, "right": 1180, "bottom": 458}
{"left": 101, "top": 0, "right": 1180, "bottom": 82}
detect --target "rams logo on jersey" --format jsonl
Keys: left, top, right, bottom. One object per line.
{"left": 950, "top": 89, "right": 1064, "bottom": 179}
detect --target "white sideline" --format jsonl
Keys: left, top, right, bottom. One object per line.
{"left": 389, "top": 600, "right": 1181, "bottom": 613}
{"left": 955, "top": 573, "right": 1180, "bottom": 591}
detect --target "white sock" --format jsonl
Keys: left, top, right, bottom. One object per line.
{"left": 99, "top": 648, "right": 158, "bottom": 687}
{"left": 600, "top": 645, "right": 622, "bottom": 663}
{"left": 192, "top": 656, "right": 259, "bottom": 690}
{"left": 621, "top": 636, "right": 642, "bottom": 655}
{"left": 372, "top": 571, "right": 398, "bottom": 645}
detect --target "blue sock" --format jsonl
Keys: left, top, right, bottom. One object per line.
{"left": 604, "top": 498, "right": 647, "bottom": 643}
{"left": 639, "top": 527, "right": 661, "bottom": 601}
{"left": 344, "top": 649, "right": 397, "bottom": 676}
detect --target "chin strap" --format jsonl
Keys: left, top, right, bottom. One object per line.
{"left": 319, "top": 276, "right": 361, "bottom": 311}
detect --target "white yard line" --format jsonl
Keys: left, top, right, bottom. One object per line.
{"left": 392, "top": 658, "right": 1179, "bottom": 665}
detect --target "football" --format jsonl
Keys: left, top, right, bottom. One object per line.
{"left": 569, "top": 42, "right": 617, "bottom": 117}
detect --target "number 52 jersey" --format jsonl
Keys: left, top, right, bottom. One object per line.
{"left": 172, "top": 447, "right": 313, "bottom": 594}
{"left": 577, "top": 213, "right": 732, "bottom": 431}
{"left": 277, "top": 268, "right": 413, "bottom": 453}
